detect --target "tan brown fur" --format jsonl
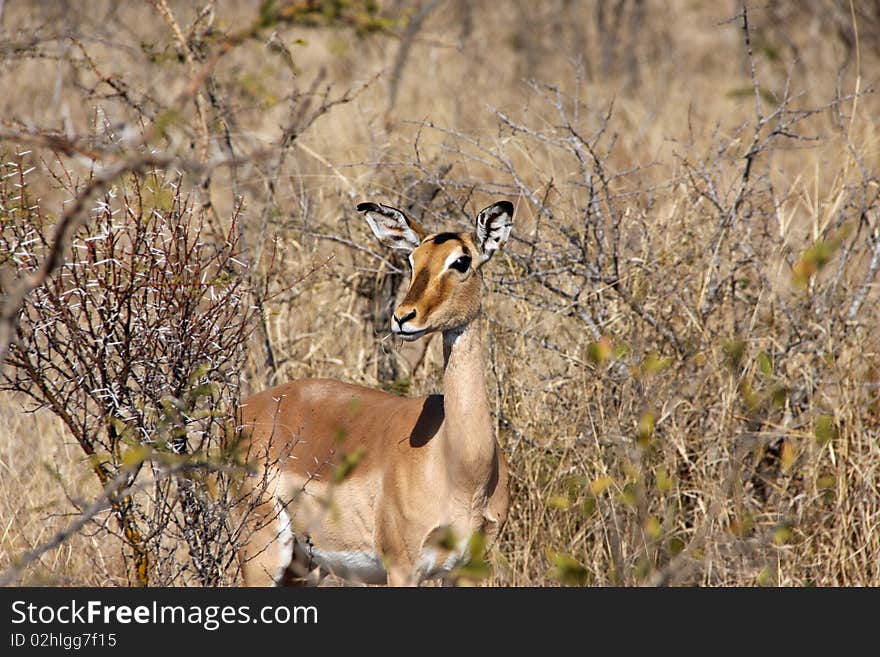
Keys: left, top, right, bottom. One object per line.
{"left": 236, "top": 201, "right": 513, "bottom": 586}
{"left": 397, "top": 233, "right": 482, "bottom": 333}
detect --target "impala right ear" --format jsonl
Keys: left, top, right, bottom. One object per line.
{"left": 475, "top": 200, "right": 514, "bottom": 266}
{"left": 357, "top": 202, "right": 426, "bottom": 253}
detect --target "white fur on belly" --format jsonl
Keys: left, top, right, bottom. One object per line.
{"left": 304, "top": 541, "right": 464, "bottom": 585}
{"left": 310, "top": 548, "right": 387, "bottom": 585}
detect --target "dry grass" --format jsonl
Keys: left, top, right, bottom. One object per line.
{"left": 1, "top": 0, "right": 879, "bottom": 586}
{"left": 0, "top": 395, "right": 124, "bottom": 585}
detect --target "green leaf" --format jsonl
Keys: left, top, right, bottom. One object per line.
{"left": 655, "top": 468, "right": 672, "bottom": 494}
{"left": 547, "top": 494, "right": 571, "bottom": 510}
{"left": 757, "top": 351, "right": 773, "bottom": 376}
{"left": 121, "top": 445, "right": 151, "bottom": 468}
{"left": 332, "top": 446, "right": 366, "bottom": 483}
{"left": 793, "top": 239, "right": 839, "bottom": 288}
{"left": 643, "top": 516, "right": 662, "bottom": 540}
{"left": 723, "top": 338, "right": 747, "bottom": 372}
{"left": 772, "top": 522, "right": 793, "bottom": 545}
{"left": 587, "top": 336, "right": 614, "bottom": 365}
{"left": 667, "top": 536, "right": 686, "bottom": 556}
{"left": 589, "top": 475, "right": 613, "bottom": 495}
{"left": 780, "top": 440, "right": 796, "bottom": 472}
{"left": 770, "top": 384, "right": 789, "bottom": 408}
{"left": 547, "top": 551, "right": 589, "bottom": 586}
{"left": 637, "top": 411, "right": 656, "bottom": 448}
{"left": 424, "top": 525, "right": 458, "bottom": 552}
{"left": 814, "top": 414, "right": 839, "bottom": 446}
{"left": 642, "top": 352, "right": 672, "bottom": 375}
{"left": 621, "top": 482, "right": 639, "bottom": 508}
{"left": 452, "top": 532, "right": 491, "bottom": 582}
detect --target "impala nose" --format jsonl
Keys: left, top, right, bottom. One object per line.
{"left": 393, "top": 309, "right": 417, "bottom": 329}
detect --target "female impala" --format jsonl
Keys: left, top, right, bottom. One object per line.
{"left": 236, "top": 200, "right": 513, "bottom": 586}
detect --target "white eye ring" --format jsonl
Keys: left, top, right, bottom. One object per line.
{"left": 443, "top": 250, "right": 467, "bottom": 272}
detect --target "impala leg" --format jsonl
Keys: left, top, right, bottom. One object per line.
{"left": 377, "top": 510, "right": 418, "bottom": 586}
{"left": 280, "top": 536, "right": 323, "bottom": 586}
{"left": 239, "top": 499, "right": 295, "bottom": 587}
{"left": 386, "top": 564, "right": 417, "bottom": 587}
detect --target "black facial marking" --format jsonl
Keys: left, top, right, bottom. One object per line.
{"left": 431, "top": 232, "right": 462, "bottom": 245}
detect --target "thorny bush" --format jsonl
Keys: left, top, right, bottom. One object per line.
{"left": 1, "top": 155, "right": 276, "bottom": 585}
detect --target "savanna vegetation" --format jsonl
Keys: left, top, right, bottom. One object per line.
{"left": 0, "top": 0, "right": 878, "bottom": 586}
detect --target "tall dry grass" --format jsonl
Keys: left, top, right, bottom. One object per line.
{"left": 1, "top": 0, "right": 878, "bottom": 585}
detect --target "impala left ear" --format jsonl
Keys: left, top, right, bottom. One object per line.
{"left": 474, "top": 201, "right": 514, "bottom": 266}
{"left": 357, "top": 202, "right": 426, "bottom": 253}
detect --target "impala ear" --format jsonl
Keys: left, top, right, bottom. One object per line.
{"left": 474, "top": 201, "right": 513, "bottom": 265}
{"left": 357, "top": 202, "right": 426, "bottom": 253}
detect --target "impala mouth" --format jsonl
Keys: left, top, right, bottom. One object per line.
{"left": 394, "top": 327, "right": 427, "bottom": 341}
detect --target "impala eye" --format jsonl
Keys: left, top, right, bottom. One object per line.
{"left": 450, "top": 255, "right": 471, "bottom": 273}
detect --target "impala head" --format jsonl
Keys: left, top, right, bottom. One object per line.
{"left": 357, "top": 200, "right": 514, "bottom": 340}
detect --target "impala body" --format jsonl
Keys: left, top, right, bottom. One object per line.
{"left": 237, "top": 201, "right": 514, "bottom": 586}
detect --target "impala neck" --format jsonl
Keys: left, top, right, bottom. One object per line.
{"left": 441, "top": 320, "right": 495, "bottom": 489}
